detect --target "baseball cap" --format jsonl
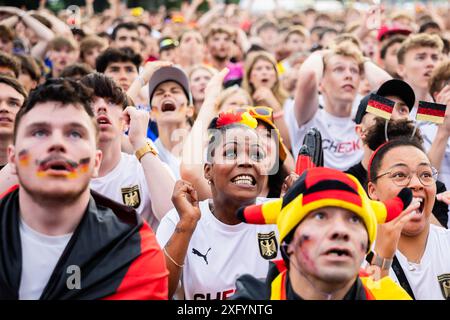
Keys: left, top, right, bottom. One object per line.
{"left": 354, "top": 79, "right": 415, "bottom": 124}
{"left": 377, "top": 25, "right": 412, "bottom": 42}
{"left": 148, "top": 66, "right": 192, "bottom": 106}
{"left": 159, "top": 37, "right": 179, "bottom": 53}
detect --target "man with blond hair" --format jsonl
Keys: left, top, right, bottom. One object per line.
{"left": 287, "top": 42, "right": 391, "bottom": 171}
{"left": 397, "top": 33, "right": 444, "bottom": 107}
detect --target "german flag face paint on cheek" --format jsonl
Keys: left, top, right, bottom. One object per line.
{"left": 67, "top": 158, "right": 91, "bottom": 179}
{"left": 18, "top": 149, "right": 30, "bottom": 167}
{"left": 78, "top": 157, "right": 90, "bottom": 174}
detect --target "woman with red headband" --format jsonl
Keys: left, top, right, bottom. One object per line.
{"left": 156, "top": 111, "right": 280, "bottom": 300}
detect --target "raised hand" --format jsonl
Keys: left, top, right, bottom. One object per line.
{"left": 122, "top": 106, "right": 149, "bottom": 150}
{"left": 280, "top": 172, "right": 299, "bottom": 198}
{"left": 204, "top": 67, "right": 228, "bottom": 102}
{"left": 435, "top": 85, "right": 450, "bottom": 135}
{"left": 374, "top": 199, "right": 421, "bottom": 260}
{"left": 252, "top": 87, "right": 280, "bottom": 110}
{"left": 171, "top": 180, "right": 201, "bottom": 225}
{"left": 140, "top": 60, "right": 173, "bottom": 86}
{"left": 436, "top": 191, "right": 450, "bottom": 205}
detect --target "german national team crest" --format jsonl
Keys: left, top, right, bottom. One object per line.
{"left": 121, "top": 185, "right": 141, "bottom": 208}
{"left": 438, "top": 274, "right": 450, "bottom": 300}
{"left": 257, "top": 231, "right": 278, "bottom": 260}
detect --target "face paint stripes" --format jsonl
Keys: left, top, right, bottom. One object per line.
{"left": 18, "top": 149, "right": 30, "bottom": 167}
{"left": 35, "top": 157, "right": 91, "bottom": 179}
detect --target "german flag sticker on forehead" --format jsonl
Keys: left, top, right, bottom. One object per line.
{"left": 416, "top": 101, "right": 446, "bottom": 124}
{"left": 366, "top": 94, "right": 395, "bottom": 120}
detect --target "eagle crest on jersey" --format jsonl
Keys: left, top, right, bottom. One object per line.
{"left": 257, "top": 231, "right": 278, "bottom": 260}
{"left": 121, "top": 185, "right": 141, "bottom": 208}
{"left": 438, "top": 274, "right": 450, "bottom": 299}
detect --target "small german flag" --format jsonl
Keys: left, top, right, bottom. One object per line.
{"left": 366, "top": 94, "right": 395, "bottom": 120}
{"left": 416, "top": 101, "right": 446, "bottom": 124}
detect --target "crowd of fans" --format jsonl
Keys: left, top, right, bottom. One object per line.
{"left": 0, "top": 0, "right": 449, "bottom": 300}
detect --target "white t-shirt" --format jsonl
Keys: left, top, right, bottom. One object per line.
{"left": 154, "top": 138, "right": 181, "bottom": 180}
{"left": 156, "top": 198, "right": 280, "bottom": 300}
{"left": 318, "top": 94, "right": 362, "bottom": 120}
{"left": 285, "top": 104, "right": 363, "bottom": 171}
{"left": 90, "top": 152, "right": 157, "bottom": 231}
{"left": 418, "top": 122, "right": 450, "bottom": 192}
{"left": 19, "top": 219, "right": 72, "bottom": 300}
{"left": 389, "top": 224, "right": 450, "bottom": 300}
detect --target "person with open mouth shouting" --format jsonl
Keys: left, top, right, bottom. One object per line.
{"left": 156, "top": 111, "right": 280, "bottom": 300}
{"left": 367, "top": 136, "right": 450, "bottom": 300}
{"left": 147, "top": 64, "right": 195, "bottom": 180}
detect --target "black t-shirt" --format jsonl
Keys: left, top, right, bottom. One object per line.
{"left": 345, "top": 161, "right": 449, "bottom": 228}
{"left": 345, "top": 162, "right": 367, "bottom": 187}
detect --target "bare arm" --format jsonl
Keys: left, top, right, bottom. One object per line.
{"left": 184, "top": 0, "right": 203, "bottom": 23}
{"left": 363, "top": 59, "right": 392, "bottom": 90}
{"left": 18, "top": 11, "right": 55, "bottom": 42}
{"left": 0, "top": 15, "right": 18, "bottom": 27}
{"left": 37, "top": 10, "right": 72, "bottom": 37}
{"left": 108, "top": 0, "right": 121, "bottom": 20}
{"left": 126, "top": 61, "right": 173, "bottom": 106}
{"left": 85, "top": 0, "right": 94, "bottom": 20}
{"left": 196, "top": 3, "right": 224, "bottom": 28}
{"left": 163, "top": 180, "right": 201, "bottom": 298}
{"left": 124, "top": 107, "right": 175, "bottom": 221}
{"left": 293, "top": 50, "right": 323, "bottom": 126}
{"left": 0, "top": 7, "right": 55, "bottom": 59}
{"left": 180, "top": 68, "right": 228, "bottom": 200}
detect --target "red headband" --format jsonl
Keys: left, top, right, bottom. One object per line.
{"left": 367, "top": 141, "right": 390, "bottom": 183}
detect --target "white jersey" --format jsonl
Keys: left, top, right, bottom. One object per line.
{"left": 156, "top": 198, "right": 280, "bottom": 300}
{"left": 285, "top": 104, "right": 363, "bottom": 171}
{"left": 389, "top": 224, "right": 450, "bottom": 300}
{"left": 90, "top": 152, "right": 157, "bottom": 231}
{"left": 154, "top": 138, "right": 181, "bottom": 180}
{"left": 318, "top": 94, "right": 362, "bottom": 120}
{"left": 19, "top": 219, "right": 72, "bottom": 300}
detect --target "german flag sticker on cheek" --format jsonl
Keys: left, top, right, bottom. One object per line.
{"left": 366, "top": 94, "right": 395, "bottom": 120}
{"left": 416, "top": 101, "right": 447, "bottom": 124}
